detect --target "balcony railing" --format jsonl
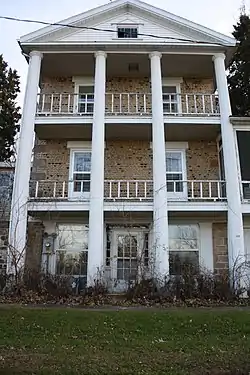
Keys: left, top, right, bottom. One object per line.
{"left": 29, "top": 180, "right": 226, "bottom": 202}
{"left": 36, "top": 93, "right": 219, "bottom": 116}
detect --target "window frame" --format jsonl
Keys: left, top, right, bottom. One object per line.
{"left": 117, "top": 26, "right": 138, "bottom": 39}
{"left": 72, "top": 78, "right": 94, "bottom": 114}
{"left": 48, "top": 224, "right": 89, "bottom": 288}
{"left": 166, "top": 146, "right": 187, "bottom": 200}
{"left": 162, "top": 78, "right": 183, "bottom": 115}
{"left": 69, "top": 147, "right": 92, "bottom": 199}
{"left": 169, "top": 224, "right": 200, "bottom": 276}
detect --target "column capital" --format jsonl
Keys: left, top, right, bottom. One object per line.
{"left": 29, "top": 50, "right": 43, "bottom": 59}
{"left": 95, "top": 51, "right": 107, "bottom": 59}
{"left": 212, "top": 53, "right": 226, "bottom": 62}
{"left": 149, "top": 51, "right": 162, "bottom": 60}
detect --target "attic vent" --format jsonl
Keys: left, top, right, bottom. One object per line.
{"left": 128, "top": 63, "right": 139, "bottom": 72}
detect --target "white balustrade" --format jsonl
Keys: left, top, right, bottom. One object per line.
{"left": 36, "top": 93, "right": 220, "bottom": 116}
{"left": 29, "top": 180, "right": 226, "bottom": 201}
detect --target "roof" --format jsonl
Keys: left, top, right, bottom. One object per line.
{"left": 19, "top": 0, "right": 235, "bottom": 47}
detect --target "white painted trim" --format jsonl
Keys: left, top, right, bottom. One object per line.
{"left": 27, "top": 200, "right": 228, "bottom": 212}
{"left": 68, "top": 148, "right": 92, "bottom": 199}
{"left": 199, "top": 222, "right": 214, "bottom": 272}
{"left": 166, "top": 141, "right": 188, "bottom": 149}
{"left": 35, "top": 115, "right": 221, "bottom": 125}
{"left": 67, "top": 141, "right": 92, "bottom": 149}
{"left": 150, "top": 141, "right": 188, "bottom": 149}
{"left": 162, "top": 77, "right": 183, "bottom": 85}
{"left": 72, "top": 77, "right": 94, "bottom": 85}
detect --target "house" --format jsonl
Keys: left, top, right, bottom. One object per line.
{"left": 8, "top": 0, "right": 249, "bottom": 291}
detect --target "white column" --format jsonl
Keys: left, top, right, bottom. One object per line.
{"left": 213, "top": 53, "right": 244, "bottom": 270}
{"left": 87, "top": 51, "right": 107, "bottom": 285}
{"left": 8, "top": 51, "right": 42, "bottom": 273}
{"left": 149, "top": 52, "right": 169, "bottom": 279}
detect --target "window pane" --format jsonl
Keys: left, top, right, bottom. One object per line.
{"left": 117, "top": 27, "right": 138, "bottom": 38}
{"left": 166, "top": 152, "right": 182, "bottom": 172}
{"left": 56, "top": 250, "right": 88, "bottom": 276}
{"left": 169, "top": 225, "right": 198, "bottom": 241}
{"left": 57, "top": 225, "right": 88, "bottom": 252}
{"left": 169, "top": 251, "right": 199, "bottom": 275}
{"left": 74, "top": 153, "right": 91, "bottom": 172}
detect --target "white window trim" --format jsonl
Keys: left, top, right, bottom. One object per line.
{"left": 169, "top": 222, "right": 214, "bottom": 274}
{"left": 72, "top": 77, "right": 94, "bottom": 114}
{"left": 113, "top": 24, "right": 141, "bottom": 40}
{"left": 162, "top": 78, "right": 183, "bottom": 115}
{"left": 51, "top": 224, "right": 89, "bottom": 277}
{"left": 68, "top": 147, "right": 92, "bottom": 199}
{"left": 165, "top": 142, "right": 188, "bottom": 200}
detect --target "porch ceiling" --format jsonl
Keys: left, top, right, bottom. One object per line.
{"left": 35, "top": 123, "right": 220, "bottom": 141}
{"left": 40, "top": 53, "right": 215, "bottom": 79}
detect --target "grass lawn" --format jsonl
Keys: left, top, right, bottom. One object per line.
{"left": 0, "top": 307, "right": 250, "bottom": 375}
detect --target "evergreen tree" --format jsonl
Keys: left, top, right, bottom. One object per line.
{"left": 228, "top": 13, "right": 250, "bottom": 116}
{"left": 0, "top": 55, "right": 21, "bottom": 161}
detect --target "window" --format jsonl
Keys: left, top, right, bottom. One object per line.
{"left": 78, "top": 85, "right": 94, "bottom": 113}
{"left": 169, "top": 225, "right": 199, "bottom": 276}
{"left": 117, "top": 234, "right": 138, "bottom": 281}
{"left": 56, "top": 224, "right": 88, "bottom": 287}
{"left": 162, "top": 86, "right": 178, "bottom": 114}
{"left": 71, "top": 151, "right": 91, "bottom": 195}
{"left": 117, "top": 27, "right": 138, "bottom": 38}
{"left": 166, "top": 151, "right": 184, "bottom": 193}
{"left": 0, "top": 171, "right": 13, "bottom": 203}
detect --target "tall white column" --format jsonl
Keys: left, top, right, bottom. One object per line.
{"left": 213, "top": 53, "right": 244, "bottom": 270}
{"left": 8, "top": 51, "right": 42, "bottom": 273}
{"left": 149, "top": 52, "right": 169, "bottom": 279}
{"left": 87, "top": 51, "right": 107, "bottom": 285}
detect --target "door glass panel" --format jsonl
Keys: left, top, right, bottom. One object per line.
{"left": 116, "top": 234, "right": 138, "bottom": 281}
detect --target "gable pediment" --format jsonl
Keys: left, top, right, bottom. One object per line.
{"left": 20, "top": 0, "right": 235, "bottom": 47}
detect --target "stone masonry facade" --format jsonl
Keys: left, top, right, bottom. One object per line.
{"left": 212, "top": 223, "right": 229, "bottom": 273}
{"left": 32, "top": 139, "right": 220, "bottom": 186}
{"left": 39, "top": 77, "right": 216, "bottom": 115}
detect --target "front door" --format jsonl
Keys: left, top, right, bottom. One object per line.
{"left": 110, "top": 229, "right": 146, "bottom": 292}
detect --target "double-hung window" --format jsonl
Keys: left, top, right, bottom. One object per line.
{"left": 162, "top": 86, "right": 179, "bottom": 114}
{"left": 166, "top": 150, "right": 186, "bottom": 198}
{"left": 70, "top": 150, "right": 91, "bottom": 197}
{"left": 77, "top": 85, "right": 94, "bottom": 114}
{"left": 169, "top": 225, "right": 200, "bottom": 275}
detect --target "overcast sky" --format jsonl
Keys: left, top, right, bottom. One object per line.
{"left": 0, "top": 0, "right": 248, "bottom": 105}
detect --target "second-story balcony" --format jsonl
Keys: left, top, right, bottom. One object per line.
{"left": 36, "top": 92, "right": 219, "bottom": 117}
{"left": 29, "top": 179, "right": 226, "bottom": 203}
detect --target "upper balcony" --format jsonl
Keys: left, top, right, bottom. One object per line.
{"left": 36, "top": 91, "right": 219, "bottom": 118}
{"left": 34, "top": 52, "right": 222, "bottom": 138}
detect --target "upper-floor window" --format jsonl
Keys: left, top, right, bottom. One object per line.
{"left": 69, "top": 150, "right": 91, "bottom": 197}
{"left": 162, "top": 86, "right": 178, "bottom": 114}
{"left": 166, "top": 151, "right": 185, "bottom": 195}
{"left": 117, "top": 27, "right": 138, "bottom": 38}
{"left": 77, "top": 86, "right": 94, "bottom": 114}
